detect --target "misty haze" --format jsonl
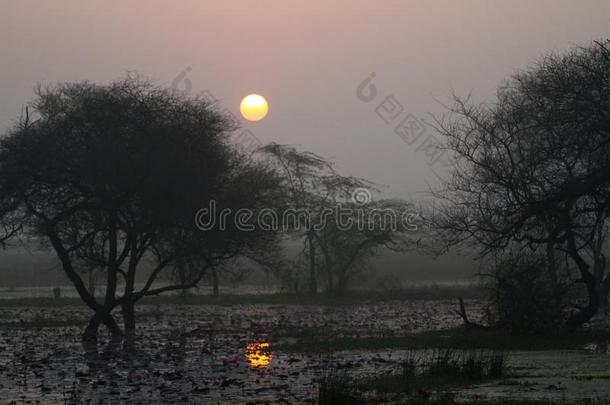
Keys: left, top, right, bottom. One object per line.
{"left": 1, "top": 1, "right": 610, "bottom": 404}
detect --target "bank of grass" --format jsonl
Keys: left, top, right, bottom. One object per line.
{"left": 318, "top": 348, "right": 607, "bottom": 404}
{"left": 0, "top": 297, "right": 84, "bottom": 307}
{"left": 0, "top": 319, "right": 86, "bottom": 328}
{"left": 323, "top": 373, "right": 551, "bottom": 405}
{"left": 0, "top": 284, "right": 485, "bottom": 307}
{"left": 278, "top": 326, "right": 610, "bottom": 353}
{"left": 319, "top": 349, "right": 507, "bottom": 404}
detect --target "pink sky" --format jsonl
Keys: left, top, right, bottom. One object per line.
{"left": 2, "top": 0, "right": 609, "bottom": 199}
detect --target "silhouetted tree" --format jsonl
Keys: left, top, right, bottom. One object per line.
{"left": 0, "top": 76, "right": 280, "bottom": 343}
{"left": 315, "top": 199, "right": 420, "bottom": 292}
{"left": 260, "top": 144, "right": 421, "bottom": 293}
{"left": 259, "top": 144, "right": 343, "bottom": 294}
{"left": 434, "top": 40, "right": 610, "bottom": 331}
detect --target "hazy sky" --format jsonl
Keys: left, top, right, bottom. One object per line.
{"left": 2, "top": 1, "right": 609, "bottom": 201}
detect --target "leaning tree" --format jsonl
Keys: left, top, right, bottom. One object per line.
{"left": 434, "top": 40, "right": 610, "bottom": 331}
{"left": 0, "top": 77, "right": 280, "bottom": 343}
{"left": 314, "top": 198, "right": 421, "bottom": 293}
{"left": 260, "top": 143, "right": 421, "bottom": 293}
{"left": 258, "top": 143, "right": 343, "bottom": 294}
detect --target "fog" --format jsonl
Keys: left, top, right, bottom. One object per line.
{"left": 1, "top": 1, "right": 609, "bottom": 287}
{"left": 3, "top": 3, "right": 610, "bottom": 403}
{"left": 2, "top": 1, "right": 609, "bottom": 198}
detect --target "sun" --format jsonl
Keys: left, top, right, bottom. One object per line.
{"left": 240, "top": 94, "right": 269, "bottom": 121}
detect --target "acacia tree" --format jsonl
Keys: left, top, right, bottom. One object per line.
{"left": 0, "top": 210, "right": 21, "bottom": 249}
{"left": 0, "top": 77, "right": 279, "bottom": 342}
{"left": 166, "top": 156, "right": 283, "bottom": 300}
{"left": 434, "top": 40, "right": 610, "bottom": 331}
{"left": 260, "top": 144, "right": 420, "bottom": 293}
{"left": 315, "top": 199, "right": 420, "bottom": 292}
{"left": 258, "top": 144, "right": 340, "bottom": 294}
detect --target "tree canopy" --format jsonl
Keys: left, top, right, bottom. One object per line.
{"left": 434, "top": 40, "right": 610, "bottom": 330}
{"left": 0, "top": 77, "right": 280, "bottom": 341}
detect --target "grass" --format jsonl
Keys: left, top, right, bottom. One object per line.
{"left": 317, "top": 348, "right": 597, "bottom": 404}
{"left": 319, "top": 349, "right": 508, "bottom": 404}
{"left": 0, "top": 284, "right": 485, "bottom": 307}
{"left": 318, "top": 374, "right": 361, "bottom": 405}
{"left": 0, "top": 319, "right": 86, "bottom": 328}
{"left": 0, "top": 297, "right": 85, "bottom": 307}
{"left": 277, "top": 326, "right": 610, "bottom": 353}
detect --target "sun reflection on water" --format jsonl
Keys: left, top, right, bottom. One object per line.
{"left": 246, "top": 342, "right": 272, "bottom": 368}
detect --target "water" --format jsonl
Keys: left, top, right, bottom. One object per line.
{"left": 0, "top": 301, "right": 608, "bottom": 403}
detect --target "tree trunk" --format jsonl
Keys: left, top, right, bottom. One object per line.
{"left": 326, "top": 267, "right": 334, "bottom": 293}
{"left": 312, "top": 232, "right": 333, "bottom": 292}
{"left": 176, "top": 259, "right": 190, "bottom": 301}
{"left": 599, "top": 276, "right": 610, "bottom": 311}
{"left": 122, "top": 299, "right": 136, "bottom": 341}
{"left": 565, "top": 276, "right": 599, "bottom": 332}
{"left": 88, "top": 270, "right": 96, "bottom": 297}
{"left": 307, "top": 233, "right": 317, "bottom": 295}
{"left": 322, "top": 246, "right": 333, "bottom": 293}
{"left": 212, "top": 267, "right": 219, "bottom": 298}
{"left": 82, "top": 314, "right": 102, "bottom": 344}
{"left": 337, "top": 273, "right": 348, "bottom": 293}
{"left": 546, "top": 241, "right": 558, "bottom": 287}
{"left": 82, "top": 310, "right": 123, "bottom": 343}
{"left": 455, "top": 297, "right": 489, "bottom": 331}
{"left": 565, "top": 231, "right": 599, "bottom": 332}
{"left": 122, "top": 297, "right": 136, "bottom": 354}
{"left": 594, "top": 252, "right": 607, "bottom": 310}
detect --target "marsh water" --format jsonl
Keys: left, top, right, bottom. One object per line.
{"left": 0, "top": 300, "right": 609, "bottom": 403}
